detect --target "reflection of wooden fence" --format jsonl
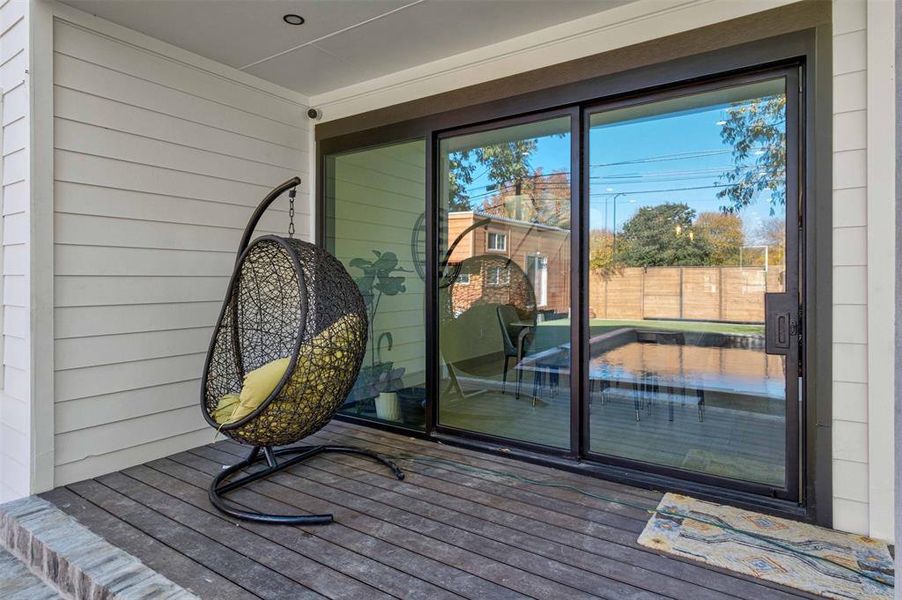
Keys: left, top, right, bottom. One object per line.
{"left": 589, "top": 266, "right": 785, "bottom": 323}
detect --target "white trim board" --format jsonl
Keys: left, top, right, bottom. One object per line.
{"left": 28, "top": 0, "right": 55, "bottom": 494}
{"left": 865, "top": 0, "right": 895, "bottom": 542}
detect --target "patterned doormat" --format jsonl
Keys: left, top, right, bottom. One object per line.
{"left": 638, "top": 493, "right": 894, "bottom": 599}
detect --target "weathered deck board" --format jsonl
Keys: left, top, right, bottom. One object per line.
{"left": 45, "top": 421, "right": 818, "bottom": 600}
{"left": 199, "top": 447, "right": 668, "bottom": 600}
{"left": 61, "top": 478, "right": 321, "bottom": 599}
{"left": 41, "top": 487, "right": 256, "bottom": 600}
{"left": 166, "top": 449, "right": 526, "bottom": 600}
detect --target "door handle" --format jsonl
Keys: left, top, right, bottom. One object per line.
{"left": 765, "top": 293, "right": 797, "bottom": 355}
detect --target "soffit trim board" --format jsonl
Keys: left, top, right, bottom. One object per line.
{"left": 315, "top": 0, "right": 828, "bottom": 141}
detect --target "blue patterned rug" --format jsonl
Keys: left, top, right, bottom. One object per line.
{"left": 639, "top": 493, "right": 894, "bottom": 599}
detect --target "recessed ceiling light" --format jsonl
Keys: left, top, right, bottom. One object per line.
{"left": 283, "top": 14, "right": 305, "bottom": 26}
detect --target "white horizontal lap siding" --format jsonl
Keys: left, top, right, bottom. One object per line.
{"left": 0, "top": 0, "right": 27, "bottom": 503}
{"left": 51, "top": 16, "right": 310, "bottom": 485}
{"left": 830, "top": 0, "right": 890, "bottom": 537}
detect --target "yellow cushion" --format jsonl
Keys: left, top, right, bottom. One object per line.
{"left": 235, "top": 356, "right": 291, "bottom": 422}
{"left": 213, "top": 313, "right": 361, "bottom": 425}
{"left": 212, "top": 393, "right": 241, "bottom": 424}
{"left": 213, "top": 358, "right": 290, "bottom": 425}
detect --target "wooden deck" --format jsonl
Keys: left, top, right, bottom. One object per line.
{"left": 41, "top": 421, "right": 817, "bottom": 600}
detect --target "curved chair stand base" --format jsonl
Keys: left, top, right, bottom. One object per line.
{"left": 210, "top": 444, "right": 404, "bottom": 525}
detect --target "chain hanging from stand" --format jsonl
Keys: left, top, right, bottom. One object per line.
{"left": 287, "top": 187, "right": 297, "bottom": 238}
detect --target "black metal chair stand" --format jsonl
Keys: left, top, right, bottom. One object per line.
{"left": 200, "top": 177, "right": 405, "bottom": 525}
{"left": 210, "top": 445, "right": 404, "bottom": 525}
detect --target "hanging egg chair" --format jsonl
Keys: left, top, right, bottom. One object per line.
{"left": 201, "top": 177, "right": 403, "bottom": 525}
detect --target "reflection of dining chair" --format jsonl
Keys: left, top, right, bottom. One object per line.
{"left": 496, "top": 304, "right": 533, "bottom": 396}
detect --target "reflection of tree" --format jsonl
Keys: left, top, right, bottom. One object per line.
{"left": 695, "top": 211, "right": 744, "bottom": 266}
{"left": 447, "top": 153, "right": 475, "bottom": 211}
{"left": 756, "top": 217, "right": 786, "bottom": 266}
{"left": 615, "top": 203, "right": 712, "bottom": 267}
{"left": 448, "top": 139, "right": 538, "bottom": 212}
{"left": 481, "top": 169, "right": 570, "bottom": 228}
{"left": 716, "top": 94, "right": 786, "bottom": 215}
{"left": 589, "top": 229, "right": 618, "bottom": 279}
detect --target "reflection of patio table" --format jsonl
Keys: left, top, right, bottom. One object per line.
{"left": 531, "top": 361, "right": 562, "bottom": 401}
{"left": 590, "top": 375, "right": 705, "bottom": 422}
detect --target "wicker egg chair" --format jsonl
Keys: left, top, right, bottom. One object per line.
{"left": 201, "top": 177, "right": 403, "bottom": 525}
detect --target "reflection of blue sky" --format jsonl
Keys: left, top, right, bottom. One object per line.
{"left": 588, "top": 101, "right": 782, "bottom": 243}
{"left": 457, "top": 99, "right": 784, "bottom": 244}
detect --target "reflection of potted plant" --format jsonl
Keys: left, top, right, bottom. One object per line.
{"left": 349, "top": 251, "right": 409, "bottom": 417}
{"left": 369, "top": 364, "right": 406, "bottom": 421}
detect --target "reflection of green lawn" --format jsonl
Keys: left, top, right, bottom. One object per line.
{"left": 588, "top": 319, "right": 763, "bottom": 335}
{"left": 533, "top": 318, "right": 764, "bottom": 351}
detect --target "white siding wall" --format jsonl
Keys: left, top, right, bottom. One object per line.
{"left": 0, "top": 0, "right": 29, "bottom": 503}
{"left": 51, "top": 16, "right": 310, "bottom": 485}
{"left": 827, "top": 0, "right": 898, "bottom": 538}
{"left": 832, "top": 0, "right": 897, "bottom": 542}
{"left": 830, "top": 0, "right": 870, "bottom": 535}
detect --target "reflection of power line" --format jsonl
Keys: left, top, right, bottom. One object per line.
{"left": 460, "top": 163, "right": 780, "bottom": 196}
{"left": 460, "top": 170, "right": 571, "bottom": 193}
{"left": 588, "top": 145, "right": 778, "bottom": 168}
{"left": 594, "top": 165, "right": 781, "bottom": 180}
{"left": 591, "top": 148, "right": 731, "bottom": 167}
{"left": 588, "top": 178, "right": 779, "bottom": 199}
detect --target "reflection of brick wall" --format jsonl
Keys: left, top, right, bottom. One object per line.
{"left": 447, "top": 257, "right": 534, "bottom": 319}
{"left": 447, "top": 212, "right": 571, "bottom": 315}
{"left": 446, "top": 213, "right": 783, "bottom": 323}
{"left": 589, "top": 266, "right": 785, "bottom": 323}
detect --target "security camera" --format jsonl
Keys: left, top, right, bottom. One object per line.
{"left": 307, "top": 107, "right": 322, "bottom": 120}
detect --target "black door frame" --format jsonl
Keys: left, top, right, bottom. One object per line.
{"left": 317, "top": 27, "right": 830, "bottom": 524}
{"left": 577, "top": 66, "right": 803, "bottom": 502}
{"left": 429, "top": 107, "right": 582, "bottom": 460}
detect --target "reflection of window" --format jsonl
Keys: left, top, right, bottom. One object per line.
{"left": 527, "top": 254, "right": 548, "bottom": 307}
{"left": 486, "top": 265, "right": 510, "bottom": 286}
{"left": 487, "top": 231, "right": 507, "bottom": 251}
{"left": 456, "top": 273, "right": 471, "bottom": 285}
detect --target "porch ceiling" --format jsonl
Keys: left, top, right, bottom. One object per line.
{"left": 61, "top": 0, "right": 632, "bottom": 96}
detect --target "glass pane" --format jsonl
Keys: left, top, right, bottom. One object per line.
{"left": 437, "top": 116, "right": 571, "bottom": 448}
{"left": 325, "top": 139, "right": 427, "bottom": 429}
{"left": 587, "top": 80, "right": 788, "bottom": 486}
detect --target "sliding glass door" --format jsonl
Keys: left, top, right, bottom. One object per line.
{"left": 322, "top": 65, "right": 804, "bottom": 501}
{"left": 584, "top": 74, "right": 800, "bottom": 496}
{"left": 435, "top": 114, "right": 574, "bottom": 449}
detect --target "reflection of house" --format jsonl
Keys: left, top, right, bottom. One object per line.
{"left": 446, "top": 211, "right": 571, "bottom": 316}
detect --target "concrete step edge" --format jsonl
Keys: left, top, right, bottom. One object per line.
{"left": 0, "top": 496, "right": 199, "bottom": 600}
